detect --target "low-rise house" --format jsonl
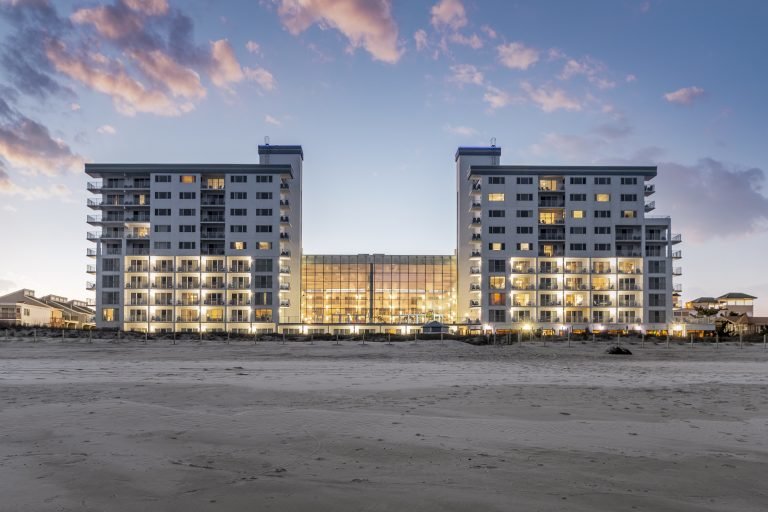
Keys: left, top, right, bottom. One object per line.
{"left": 0, "top": 289, "right": 94, "bottom": 328}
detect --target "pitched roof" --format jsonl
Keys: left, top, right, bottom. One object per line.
{"left": 690, "top": 297, "right": 718, "bottom": 304}
{"left": 718, "top": 292, "right": 757, "bottom": 300}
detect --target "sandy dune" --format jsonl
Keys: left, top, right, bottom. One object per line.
{"left": 1, "top": 340, "right": 767, "bottom": 511}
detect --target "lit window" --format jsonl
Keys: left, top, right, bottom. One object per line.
{"left": 489, "top": 276, "right": 505, "bottom": 289}
{"left": 596, "top": 193, "right": 610, "bottom": 202}
{"left": 518, "top": 242, "right": 532, "bottom": 251}
{"left": 488, "top": 193, "right": 505, "bottom": 202}
{"left": 489, "top": 242, "right": 505, "bottom": 251}
{"left": 572, "top": 210, "right": 585, "bottom": 219}
{"left": 231, "top": 241, "right": 246, "bottom": 250}
{"left": 257, "top": 242, "right": 272, "bottom": 250}
{"left": 180, "top": 175, "right": 196, "bottom": 184}
{"left": 102, "top": 308, "right": 117, "bottom": 322}
{"left": 622, "top": 210, "right": 636, "bottom": 218}
{"left": 489, "top": 293, "right": 506, "bottom": 306}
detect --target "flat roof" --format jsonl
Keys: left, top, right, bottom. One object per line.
{"left": 85, "top": 163, "right": 293, "bottom": 178}
{"left": 469, "top": 164, "right": 657, "bottom": 178}
{"left": 455, "top": 146, "right": 502, "bottom": 161}
{"left": 258, "top": 145, "right": 304, "bottom": 160}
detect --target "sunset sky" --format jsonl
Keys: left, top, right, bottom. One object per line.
{"left": 0, "top": 0, "right": 766, "bottom": 312}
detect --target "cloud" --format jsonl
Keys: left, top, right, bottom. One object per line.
{"left": 209, "top": 39, "right": 244, "bottom": 87}
{"left": 497, "top": 42, "right": 539, "bottom": 70}
{"left": 449, "top": 32, "right": 482, "bottom": 49}
{"left": 625, "top": 74, "right": 636, "bottom": 83}
{"left": 664, "top": 86, "right": 705, "bottom": 105}
{"left": 413, "top": 29, "right": 428, "bottom": 51}
{"left": 97, "top": 124, "right": 117, "bottom": 135}
{"left": 0, "top": 163, "right": 72, "bottom": 200}
{"left": 265, "top": 114, "right": 281, "bottom": 126}
{"left": 245, "top": 40, "right": 261, "bottom": 54}
{"left": 528, "top": 132, "right": 605, "bottom": 161}
{"left": 480, "top": 25, "right": 496, "bottom": 39}
{"left": 443, "top": 124, "right": 476, "bottom": 136}
{"left": 483, "top": 85, "right": 512, "bottom": 110}
{"left": 448, "top": 64, "right": 483, "bottom": 86}
{"left": 0, "top": 97, "right": 83, "bottom": 175}
{"left": 127, "top": 48, "right": 206, "bottom": 99}
{"left": 46, "top": 40, "right": 192, "bottom": 116}
{"left": 277, "top": 0, "right": 402, "bottom": 64}
{"left": 654, "top": 158, "right": 768, "bottom": 241}
{"left": 521, "top": 81, "right": 581, "bottom": 112}
{"left": 558, "top": 56, "right": 615, "bottom": 89}
{"left": 123, "top": 0, "right": 169, "bottom": 16}
{"left": 70, "top": 4, "right": 144, "bottom": 40}
{"left": 430, "top": 0, "right": 467, "bottom": 30}
{"left": 245, "top": 67, "right": 276, "bottom": 91}
{"left": 70, "top": 103, "right": 81, "bottom": 111}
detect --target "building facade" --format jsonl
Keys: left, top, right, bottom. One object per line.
{"left": 87, "top": 145, "right": 302, "bottom": 332}
{"left": 87, "top": 144, "right": 681, "bottom": 334}
{"left": 456, "top": 146, "right": 680, "bottom": 333}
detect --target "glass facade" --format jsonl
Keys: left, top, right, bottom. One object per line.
{"left": 302, "top": 255, "right": 456, "bottom": 325}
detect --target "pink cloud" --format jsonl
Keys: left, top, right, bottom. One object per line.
{"left": 497, "top": 42, "right": 539, "bottom": 70}
{"left": 521, "top": 81, "right": 582, "bottom": 112}
{"left": 448, "top": 64, "right": 483, "bottom": 86}
{"left": 277, "top": 0, "right": 402, "bottom": 64}
{"left": 244, "top": 67, "right": 276, "bottom": 91}
{"left": 483, "top": 86, "right": 512, "bottom": 110}
{"left": 245, "top": 41, "right": 261, "bottom": 54}
{"left": 97, "top": 124, "right": 117, "bottom": 135}
{"left": 664, "top": 86, "right": 705, "bottom": 105}
{"left": 70, "top": 5, "right": 143, "bottom": 40}
{"left": 430, "top": 0, "right": 467, "bottom": 30}
{"left": 210, "top": 39, "right": 275, "bottom": 92}
{"left": 559, "top": 56, "right": 615, "bottom": 90}
{"left": 127, "top": 48, "right": 206, "bottom": 100}
{"left": 0, "top": 167, "right": 71, "bottom": 200}
{"left": 449, "top": 32, "right": 482, "bottom": 49}
{"left": 123, "top": 0, "right": 169, "bottom": 16}
{"left": 413, "top": 29, "right": 428, "bottom": 51}
{"left": 480, "top": 25, "right": 497, "bottom": 39}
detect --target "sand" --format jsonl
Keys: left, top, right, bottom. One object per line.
{"left": 1, "top": 339, "right": 767, "bottom": 511}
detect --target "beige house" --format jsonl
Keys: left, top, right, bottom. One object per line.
{"left": 0, "top": 289, "right": 95, "bottom": 328}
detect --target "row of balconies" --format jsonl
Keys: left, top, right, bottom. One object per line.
{"left": 508, "top": 301, "right": 642, "bottom": 308}
{"left": 87, "top": 199, "right": 150, "bottom": 208}
{"left": 507, "top": 284, "right": 642, "bottom": 291}
{"left": 124, "top": 282, "right": 271, "bottom": 290}
{"left": 510, "top": 267, "right": 643, "bottom": 275}
{"left": 126, "top": 315, "right": 275, "bottom": 323}
{"left": 125, "top": 299, "right": 258, "bottom": 306}
{"left": 87, "top": 181, "right": 151, "bottom": 191}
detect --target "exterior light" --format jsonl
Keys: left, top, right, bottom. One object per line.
{"left": 522, "top": 323, "right": 532, "bottom": 332}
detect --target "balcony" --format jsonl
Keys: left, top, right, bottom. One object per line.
{"left": 201, "top": 232, "right": 225, "bottom": 239}
{"left": 201, "top": 183, "right": 225, "bottom": 190}
{"left": 538, "top": 218, "right": 565, "bottom": 225}
{"left": 201, "top": 216, "right": 225, "bottom": 223}
{"left": 538, "top": 317, "right": 561, "bottom": 323}
{"left": 127, "top": 248, "right": 149, "bottom": 255}
{"left": 151, "top": 317, "right": 174, "bottom": 323}
{"left": 177, "top": 283, "right": 200, "bottom": 289}
{"left": 471, "top": 234, "right": 481, "bottom": 241}
{"left": 280, "top": 233, "right": 290, "bottom": 240}
{"left": 673, "top": 283, "right": 683, "bottom": 293}
{"left": 125, "top": 215, "right": 150, "bottom": 222}
{"left": 125, "top": 283, "right": 149, "bottom": 289}
{"left": 201, "top": 248, "right": 225, "bottom": 255}
{"left": 229, "top": 316, "right": 250, "bottom": 323}
{"left": 672, "top": 251, "right": 682, "bottom": 259}
{"left": 471, "top": 184, "right": 481, "bottom": 192}
{"left": 177, "top": 316, "right": 200, "bottom": 322}
{"left": 615, "top": 235, "right": 642, "bottom": 241}
{"left": 125, "top": 232, "right": 150, "bottom": 239}
{"left": 128, "top": 299, "right": 148, "bottom": 306}
{"left": 126, "top": 317, "right": 148, "bottom": 323}
{"left": 539, "top": 301, "right": 562, "bottom": 307}
{"left": 512, "top": 302, "right": 536, "bottom": 308}
{"left": 618, "top": 302, "right": 640, "bottom": 308}
{"left": 470, "top": 202, "right": 482, "bottom": 211}
{"left": 85, "top": 281, "right": 95, "bottom": 291}
{"left": 279, "top": 283, "right": 290, "bottom": 291}
{"left": 564, "top": 283, "right": 588, "bottom": 291}
{"left": 538, "top": 267, "right": 561, "bottom": 274}
{"left": 470, "top": 218, "right": 482, "bottom": 227}
{"left": 538, "top": 200, "right": 565, "bottom": 207}
{"left": 229, "top": 300, "right": 251, "bottom": 306}
{"left": 593, "top": 301, "right": 613, "bottom": 307}
{"left": 591, "top": 285, "right": 615, "bottom": 291}
{"left": 228, "top": 282, "right": 251, "bottom": 289}
{"left": 564, "top": 267, "right": 588, "bottom": 274}
{"left": 469, "top": 300, "right": 481, "bottom": 308}
{"left": 539, "top": 232, "right": 565, "bottom": 241}
{"left": 671, "top": 233, "right": 682, "bottom": 244}
{"left": 279, "top": 267, "right": 291, "bottom": 274}
{"left": 280, "top": 182, "right": 289, "bottom": 190}
{"left": 280, "top": 200, "right": 290, "bottom": 209}
{"left": 617, "top": 268, "right": 643, "bottom": 275}
{"left": 86, "top": 248, "right": 97, "bottom": 258}
{"left": 280, "top": 250, "right": 291, "bottom": 258}
{"left": 644, "top": 201, "right": 656, "bottom": 212}
{"left": 616, "top": 251, "right": 642, "bottom": 257}
{"left": 538, "top": 283, "right": 559, "bottom": 290}
{"left": 178, "top": 266, "right": 200, "bottom": 273}
{"left": 202, "top": 282, "right": 226, "bottom": 289}
{"left": 229, "top": 266, "right": 251, "bottom": 273}
{"left": 469, "top": 284, "right": 481, "bottom": 291}
{"left": 176, "top": 300, "right": 200, "bottom": 306}
{"left": 511, "top": 267, "right": 534, "bottom": 274}
{"left": 204, "top": 266, "right": 226, "bottom": 273}
{"left": 253, "top": 314, "right": 273, "bottom": 323}
{"left": 151, "top": 283, "right": 174, "bottom": 289}
{"left": 469, "top": 251, "right": 481, "bottom": 259}
{"left": 86, "top": 265, "right": 96, "bottom": 274}
{"left": 618, "top": 283, "right": 641, "bottom": 291}
{"left": 469, "top": 267, "right": 481, "bottom": 275}
{"left": 123, "top": 200, "right": 150, "bottom": 207}
{"left": 280, "top": 216, "right": 290, "bottom": 224}
{"left": 201, "top": 199, "right": 225, "bottom": 206}
{"left": 152, "top": 266, "right": 174, "bottom": 273}
{"left": 511, "top": 284, "right": 535, "bottom": 290}
{"left": 538, "top": 251, "right": 564, "bottom": 257}
{"left": 152, "top": 299, "right": 174, "bottom": 306}
{"left": 203, "top": 299, "right": 226, "bottom": 306}
{"left": 673, "top": 267, "right": 682, "bottom": 276}
{"left": 644, "top": 184, "right": 655, "bottom": 196}
{"left": 279, "top": 300, "right": 291, "bottom": 307}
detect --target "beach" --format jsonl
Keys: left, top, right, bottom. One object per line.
{"left": 1, "top": 339, "right": 767, "bottom": 511}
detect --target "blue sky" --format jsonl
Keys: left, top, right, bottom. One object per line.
{"left": 0, "top": 0, "right": 766, "bottom": 312}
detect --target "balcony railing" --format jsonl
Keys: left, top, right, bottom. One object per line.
{"left": 86, "top": 265, "right": 96, "bottom": 274}
{"left": 279, "top": 300, "right": 291, "bottom": 307}
{"left": 645, "top": 201, "right": 656, "bottom": 212}
{"left": 470, "top": 218, "right": 481, "bottom": 225}
{"left": 177, "top": 283, "right": 200, "bottom": 289}
{"left": 279, "top": 233, "right": 290, "bottom": 240}
{"left": 228, "top": 282, "right": 251, "bottom": 289}
{"left": 672, "top": 251, "right": 682, "bottom": 259}
{"left": 201, "top": 199, "right": 225, "bottom": 206}
{"left": 86, "top": 248, "right": 97, "bottom": 257}
{"left": 204, "top": 266, "right": 226, "bottom": 273}
{"left": 201, "top": 248, "right": 225, "bottom": 255}
{"left": 279, "top": 283, "right": 290, "bottom": 290}
{"left": 539, "top": 301, "right": 562, "bottom": 307}
{"left": 470, "top": 251, "right": 481, "bottom": 258}
{"left": 125, "top": 283, "right": 149, "bottom": 289}
{"left": 151, "top": 283, "right": 174, "bottom": 289}
{"left": 591, "top": 285, "right": 615, "bottom": 291}
{"left": 469, "top": 300, "right": 481, "bottom": 307}
{"left": 127, "top": 249, "right": 149, "bottom": 255}
{"left": 538, "top": 284, "right": 559, "bottom": 290}
{"left": 618, "top": 268, "right": 643, "bottom": 274}
{"left": 280, "top": 200, "right": 290, "bottom": 207}
{"left": 280, "top": 182, "right": 289, "bottom": 190}
{"left": 511, "top": 284, "right": 535, "bottom": 290}
{"left": 125, "top": 232, "right": 150, "bottom": 239}
{"left": 618, "top": 302, "right": 640, "bottom": 308}
{"left": 126, "top": 266, "right": 149, "bottom": 273}
{"left": 672, "top": 267, "right": 682, "bottom": 276}
{"left": 469, "top": 267, "right": 481, "bottom": 275}
{"left": 592, "top": 318, "right": 615, "bottom": 323}
{"left": 279, "top": 267, "right": 291, "bottom": 274}
{"left": 615, "top": 235, "right": 642, "bottom": 241}
{"left": 564, "top": 284, "right": 588, "bottom": 290}
{"left": 538, "top": 219, "right": 565, "bottom": 225}
{"left": 616, "top": 251, "right": 642, "bottom": 257}
{"left": 564, "top": 268, "right": 588, "bottom": 274}
{"left": 85, "top": 282, "right": 95, "bottom": 290}
{"left": 511, "top": 267, "right": 534, "bottom": 274}
{"left": 177, "top": 317, "right": 200, "bottom": 322}
{"left": 229, "top": 266, "right": 251, "bottom": 273}
{"left": 202, "top": 283, "right": 226, "bottom": 289}
{"left": 152, "top": 266, "right": 174, "bottom": 273}
{"left": 644, "top": 184, "right": 655, "bottom": 195}
{"left": 538, "top": 200, "right": 565, "bottom": 207}
{"left": 673, "top": 284, "right": 683, "bottom": 292}
{"left": 201, "top": 232, "right": 225, "bottom": 239}
{"left": 538, "top": 267, "right": 561, "bottom": 274}
{"left": 203, "top": 299, "right": 226, "bottom": 306}
{"left": 178, "top": 266, "right": 200, "bottom": 273}
{"left": 538, "top": 251, "right": 564, "bottom": 257}
{"left": 229, "top": 300, "right": 251, "bottom": 306}
{"left": 280, "top": 250, "right": 291, "bottom": 258}
{"left": 128, "top": 300, "right": 148, "bottom": 306}
{"left": 471, "top": 184, "right": 481, "bottom": 191}
{"left": 671, "top": 233, "right": 682, "bottom": 244}
{"left": 201, "top": 216, "right": 225, "bottom": 223}
{"left": 469, "top": 284, "right": 481, "bottom": 291}
{"left": 512, "top": 303, "right": 536, "bottom": 308}
{"left": 538, "top": 317, "right": 561, "bottom": 323}
{"left": 470, "top": 202, "right": 482, "bottom": 210}
{"left": 471, "top": 234, "right": 481, "bottom": 241}
{"left": 618, "top": 284, "right": 641, "bottom": 291}
{"left": 539, "top": 233, "right": 565, "bottom": 240}
{"left": 151, "top": 317, "right": 174, "bottom": 323}
{"left": 593, "top": 301, "right": 613, "bottom": 307}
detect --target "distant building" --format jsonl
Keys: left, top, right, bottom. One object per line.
{"left": 0, "top": 289, "right": 94, "bottom": 328}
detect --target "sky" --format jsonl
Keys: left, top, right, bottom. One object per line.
{"left": 0, "top": 0, "right": 766, "bottom": 313}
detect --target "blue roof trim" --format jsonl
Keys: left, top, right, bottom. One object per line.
{"left": 258, "top": 145, "right": 304, "bottom": 160}
{"left": 455, "top": 146, "right": 501, "bottom": 161}
{"left": 85, "top": 163, "right": 293, "bottom": 178}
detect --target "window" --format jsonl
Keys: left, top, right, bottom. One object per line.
{"left": 180, "top": 175, "right": 196, "bottom": 184}
{"left": 255, "top": 208, "right": 273, "bottom": 216}
{"left": 648, "top": 260, "right": 666, "bottom": 273}
{"left": 595, "top": 177, "right": 611, "bottom": 185}
{"left": 570, "top": 243, "right": 586, "bottom": 251}
{"left": 154, "top": 225, "right": 171, "bottom": 233}
{"left": 516, "top": 193, "right": 533, "bottom": 201}
{"left": 621, "top": 177, "right": 638, "bottom": 185}
{"left": 154, "top": 208, "right": 170, "bottom": 216}
{"left": 102, "top": 308, "right": 118, "bottom": 321}
{"left": 569, "top": 226, "right": 586, "bottom": 234}
{"left": 488, "top": 259, "right": 506, "bottom": 273}
{"left": 255, "top": 225, "right": 273, "bottom": 233}
{"left": 621, "top": 210, "right": 637, "bottom": 218}
{"left": 257, "top": 242, "right": 272, "bottom": 250}
{"left": 621, "top": 194, "right": 638, "bottom": 202}
{"left": 255, "top": 192, "right": 272, "bottom": 199}
{"left": 488, "top": 193, "right": 505, "bottom": 202}
{"left": 154, "top": 191, "right": 171, "bottom": 199}
{"left": 255, "top": 175, "right": 273, "bottom": 183}
{"left": 570, "top": 177, "right": 586, "bottom": 185}
{"left": 230, "top": 225, "right": 248, "bottom": 233}
{"left": 569, "top": 193, "right": 586, "bottom": 201}
{"left": 517, "top": 226, "right": 533, "bottom": 234}
{"left": 179, "top": 241, "right": 196, "bottom": 249}
{"left": 230, "top": 241, "right": 246, "bottom": 250}
{"left": 489, "top": 292, "right": 506, "bottom": 306}
{"left": 516, "top": 210, "right": 533, "bottom": 218}
{"left": 516, "top": 177, "right": 533, "bottom": 185}
{"left": 488, "top": 177, "right": 505, "bottom": 184}
{"left": 254, "top": 292, "right": 273, "bottom": 306}
{"left": 516, "top": 242, "right": 532, "bottom": 251}
{"left": 154, "top": 175, "right": 171, "bottom": 183}
{"left": 101, "top": 291, "right": 120, "bottom": 304}
{"left": 179, "top": 192, "right": 196, "bottom": 200}
{"left": 254, "top": 275, "right": 272, "bottom": 288}
{"left": 571, "top": 210, "right": 585, "bottom": 219}
{"left": 594, "top": 243, "right": 611, "bottom": 251}
{"left": 594, "top": 210, "right": 611, "bottom": 218}
{"left": 649, "top": 310, "right": 666, "bottom": 323}
{"left": 153, "top": 241, "right": 171, "bottom": 250}
{"left": 489, "top": 242, "right": 505, "bottom": 251}
{"left": 102, "top": 258, "right": 120, "bottom": 271}
{"left": 595, "top": 193, "right": 610, "bottom": 202}
{"left": 488, "top": 226, "right": 505, "bottom": 234}
{"left": 231, "top": 175, "right": 247, "bottom": 183}
{"left": 179, "top": 208, "right": 196, "bottom": 216}
{"left": 252, "top": 259, "right": 272, "bottom": 272}
{"left": 488, "top": 210, "right": 505, "bottom": 218}
{"left": 205, "top": 178, "right": 224, "bottom": 189}
{"left": 489, "top": 276, "right": 505, "bottom": 289}
{"left": 489, "top": 309, "right": 506, "bottom": 323}
{"left": 231, "top": 191, "right": 247, "bottom": 200}
{"left": 230, "top": 208, "right": 247, "bottom": 216}
{"left": 594, "top": 226, "right": 611, "bottom": 234}
{"left": 179, "top": 225, "right": 196, "bottom": 232}
{"left": 649, "top": 277, "right": 666, "bottom": 290}
{"left": 649, "top": 293, "right": 666, "bottom": 306}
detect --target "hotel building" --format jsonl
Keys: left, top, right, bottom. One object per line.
{"left": 87, "top": 144, "right": 680, "bottom": 334}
